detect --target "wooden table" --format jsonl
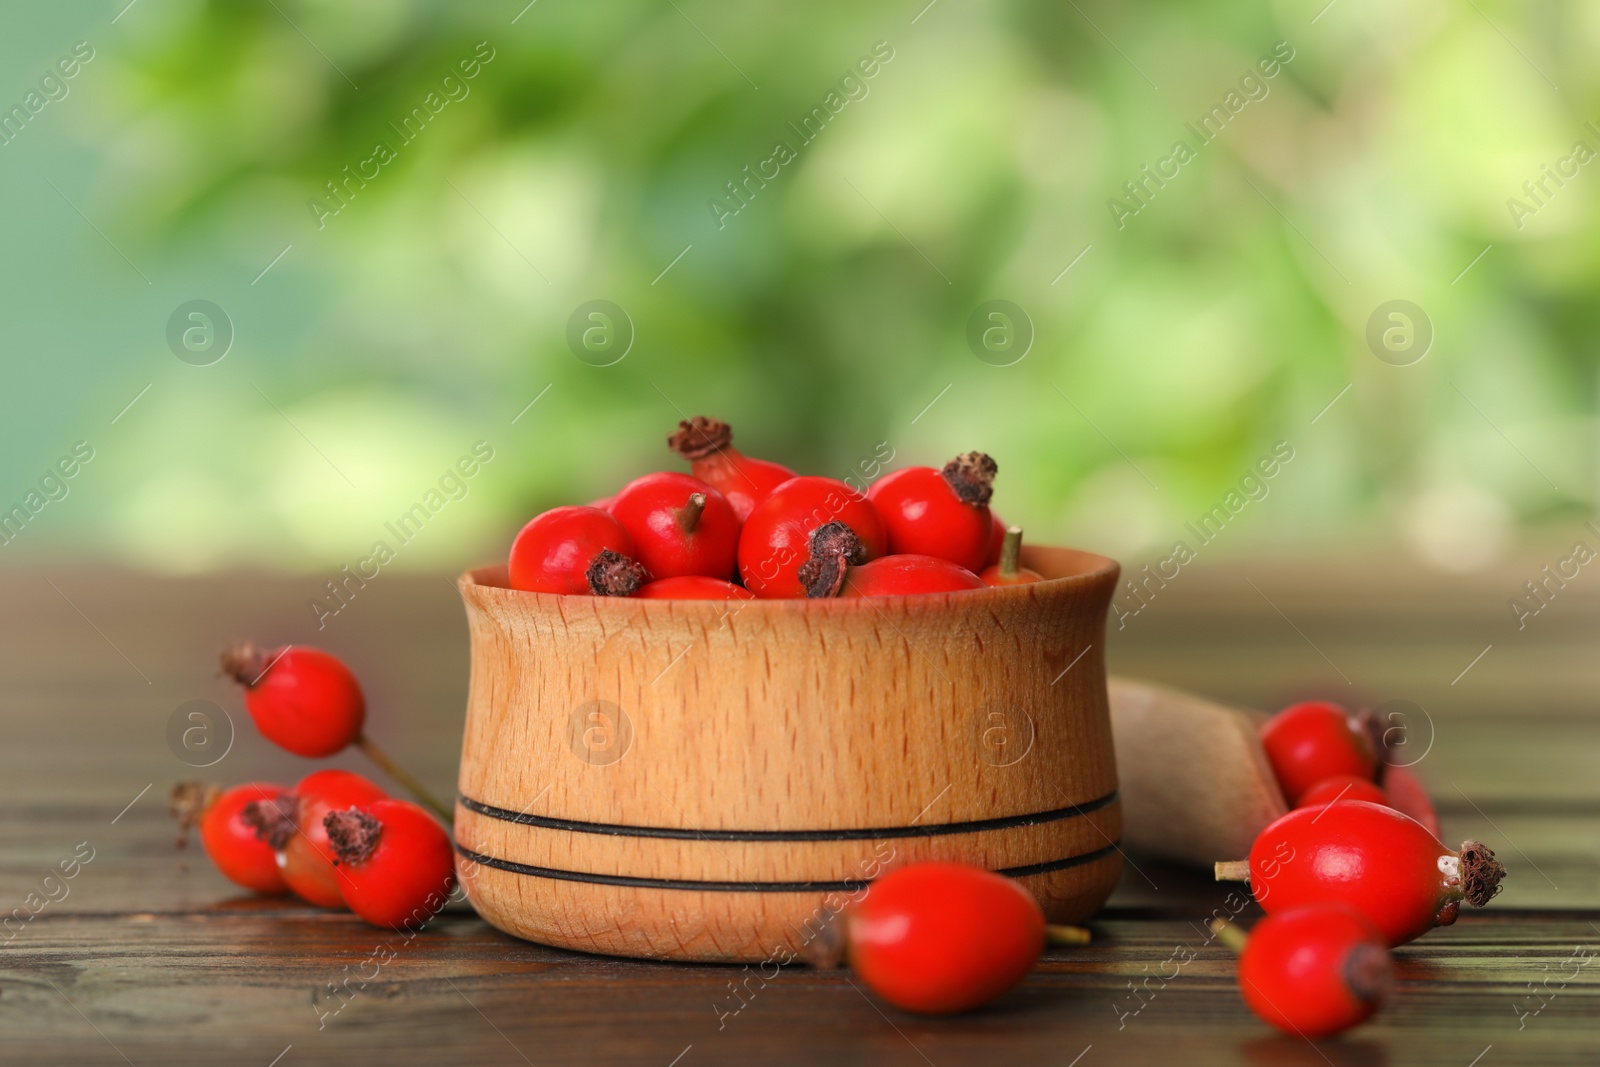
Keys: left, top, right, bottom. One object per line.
{"left": 4, "top": 560, "right": 1596, "bottom": 1065}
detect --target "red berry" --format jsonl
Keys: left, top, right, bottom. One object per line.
{"left": 1226, "top": 905, "right": 1393, "bottom": 1038}
{"left": 585, "top": 495, "right": 615, "bottom": 510}
{"left": 984, "top": 512, "right": 1007, "bottom": 567}
{"left": 668, "top": 416, "right": 796, "bottom": 522}
{"left": 866, "top": 452, "right": 997, "bottom": 572}
{"left": 609, "top": 472, "right": 740, "bottom": 580}
{"left": 1238, "top": 800, "right": 1505, "bottom": 946}
{"left": 221, "top": 644, "right": 365, "bottom": 759}
{"left": 1381, "top": 764, "right": 1442, "bottom": 839}
{"left": 1295, "top": 774, "right": 1390, "bottom": 810}
{"left": 200, "top": 782, "right": 291, "bottom": 895}
{"left": 979, "top": 525, "right": 1043, "bottom": 586}
{"left": 270, "top": 769, "right": 387, "bottom": 908}
{"left": 840, "top": 554, "right": 986, "bottom": 597}
{"left": 1260, "top": 701, "right": 1379, "bottom": 803}
{"left": 846, "top": 861, "right": 1045, "bottom": 1014}
{"left": 634, "top": 576, "right": 755, "bottom": 600}
{"left": 326, "top": 799, "right": 456, "bottom": 929}
{"left": 737, "top": 476, "right": 887, "bottom": 598}
{"left": 508, "top": 505, "right": 646, "bottom": 596}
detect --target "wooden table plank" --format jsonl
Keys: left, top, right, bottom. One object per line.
{"left": 3, "top": 563, "right": 1598, "bottom": 1064}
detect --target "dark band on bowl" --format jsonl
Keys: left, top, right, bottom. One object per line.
{"left": 452, "top": 840, "right": 1121, "bottom": 893}
{"left": 456, "top": 788, "right": 1118, "bottom": 841}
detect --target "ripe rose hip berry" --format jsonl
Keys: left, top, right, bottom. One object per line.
{"left": 979, "top": 526, "right": 1043, "bottom": 587}
{"left": 221, "top": 643, "right": 365, "bottom": 759}
{"left": 846, "top": 861, "right": 1046, "bottom": 1014}
{"left": 634, "top": 575, "right": 755, "bottom": 600}
{"left": 668, "top": 416, "right": 796, "bottom": 522}
{"left": 839, "top": 553, "right": 986, "bottom": 598}
{"left": 326, "top": 799, "right": 456, "bottom": 929}
{"left": 220, "top": 642, "right": 449, "bottom": 820}
{"left": 609, "top": 472, "right": 740, "bottom": 580}
{"left": 866, "top": 452, "right": 997, "bottom": 572}
{"left": 1213, "top": 905, "right": 1393, "bottom": 1038}
{"left": 1381, "top": 764, "right": 1442, "bottom": 839}
{"left": 1295, "top": 774, "right": 1390, "bottom": 810}
{"left": 247, "top": 769, "right": 388, "bottom": 909}
{"left": 1259, "top": 701, "right": 1379, "bottom": 804}
{"left": 508, "top": 505, "right": 646, "bottom": 596}
{"left": 984, "top": 512, "right": 1007, "bottom": 567}
{"left": 1218, "top": 800, "right": 1506, "bottom": 946}
{"left": 737, "top": 476, "right": 887, "bottom": 598}
{"left": 197, "top": 782, "right": 291, "bottom": 895}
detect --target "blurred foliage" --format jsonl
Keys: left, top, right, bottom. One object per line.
{"left": 1, "top": 0, "right": 1597, "bottom": 574}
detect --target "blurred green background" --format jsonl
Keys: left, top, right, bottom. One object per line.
{"left": 1, "top": 0, "right": 1595, "bottom": 580}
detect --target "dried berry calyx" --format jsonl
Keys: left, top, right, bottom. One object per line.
{"left": 219, "top": 642, "right": 274, "bottom": 688}
{"left": 241, "top": 795, "right": 298, "bottom": 850}
{"left": 1343, "top": 943, "right": 1394, "bottom": 1003}
{"left": 667, "top": 416, "right": 733, "bottom": 460}
{"left": 585, "top": 549, "right": 648, "bottom": 596}
{"left": 167, "top": 780, "right": 221, "bottom": 847}
{"left": 1459, "top": 840, "right": 1507, "bottom": 906}
{"left": 324, "top": 808, "right": 382, "bottom": 865}
{"left": 940, "top": 452, "right": 998, "bottom": 506}
{"left": 798, "top": 521, "right": 866, "bottom": 598}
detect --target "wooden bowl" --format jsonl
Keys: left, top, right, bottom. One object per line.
{"left": 452, "top": 545, "right": 1122, "bottom": 963}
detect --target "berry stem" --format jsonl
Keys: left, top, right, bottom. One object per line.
{"left": 1214, "top": 859, "right": 1251, "bottom": 882}
{"left": 1045, "top": 924, "right": 1092, "bottom": 946}
{"left": 1208, "top": 917, "right": 1249, "bottom": 955}
{"left": 676, "top": 492, "right": 707, "bottom": 534}
{"left": 353, "top": 734, "right": 452, "bottom": 823}
{"left": 998, "top": 525, "right": 1023, "bottom": 580}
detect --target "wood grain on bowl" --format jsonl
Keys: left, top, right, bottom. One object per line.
{"left": 453, "top": 545, "right": 1122, "bottom": 962}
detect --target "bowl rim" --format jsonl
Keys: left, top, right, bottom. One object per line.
{"left": 457, "top": 543, "right": 1119, "bottom": 615}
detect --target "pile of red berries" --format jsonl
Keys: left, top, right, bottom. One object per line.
{"left": 173, "top": 644, "right": 454, "bottom": 930}
{"left": 1210, "top": 699, "right": 1507, "bottom": 1037}
{"left": 507, "top": 416, "right": 1044, "bottom": 600}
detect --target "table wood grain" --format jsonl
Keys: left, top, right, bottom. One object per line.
{"left": 3, "top": 560, "right": 1597, "bottom": 1066}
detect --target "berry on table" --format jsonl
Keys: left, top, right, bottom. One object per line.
{"left": 844, "top": 861, "right": 1047, "bottom": 1014}
{"left": 1380, "top": 764, "right": 1442, "bottom": 839}
{"left": 866, "top": 452, "right": 997, "bottom": 572}
{"left": 326, "top": 799, "right": 456, "bottom": 929}
{"left": 609, "top": 472, "right": 740, "bottom": 580}
{"left": 1259, "top": 701, "right": 1380, "bottom": 804}
{"left": 667, "top": 416, "right": 796, "bottom": 522}
{"left": 737, "top": 477, "right": 887, "bottom": 598}
{"left": 182, "top": 781, "right": 291, "bottom": 895}
{"left": 221, "top": 643, "right": 364, "bottom": 759}
{"left": 1215, "top": 800, "right": 1506, "bottom": 946}
{"left": 508, "top": 505, "right": 646, "bottom": 596}
{"left": 252, "top": 769, "right": 387, "bottom": 909}
{"left": 839, "top": 553, "right": 986, "bottom": 598}
{"left": 1295, "top": 774, "right": 1390, "bottom": 810}
{"left": 634, "top": 575, "right": 755, "bottom": 600}
{"left": 979, "top": 526, "right": 1043, "bottom": 586}
{"left": 1212, "top": 905, "right": 1393, "bottom": 1038}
